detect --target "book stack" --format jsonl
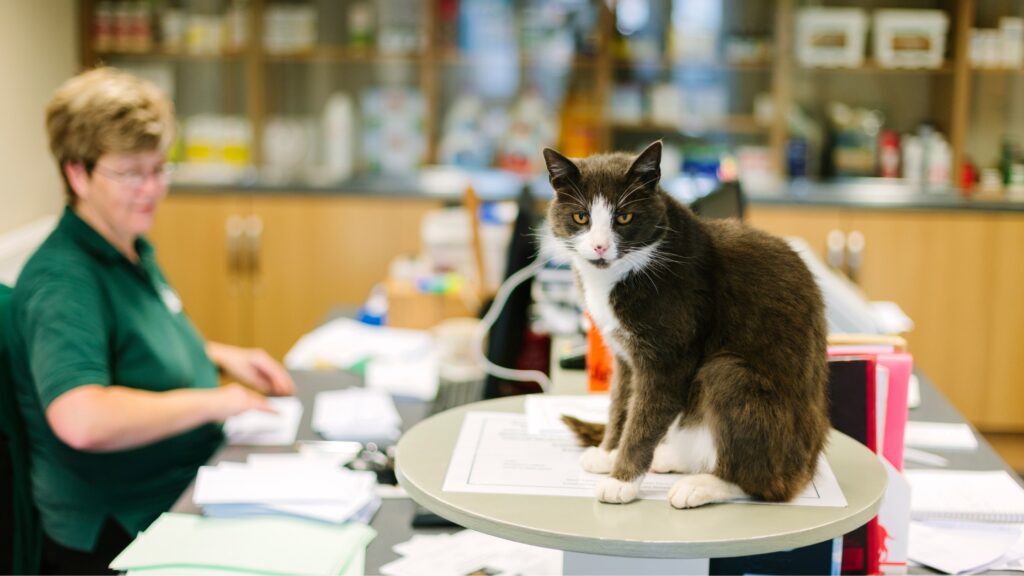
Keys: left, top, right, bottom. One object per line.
{"left": 827, "top": 337, "right": 914, "bottom": 575}
{"left": 193, "top": 455, "right": 380, "bottom": 525}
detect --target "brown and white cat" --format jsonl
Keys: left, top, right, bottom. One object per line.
{"left": 542, "top": 141, "right": 830, "bottom": 509}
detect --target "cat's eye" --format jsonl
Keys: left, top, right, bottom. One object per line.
{"left": 616, "top": 213, "right": 634, "bottom": 225}
{"left": 572, "top": 212, "right": 590, "bottom": 225}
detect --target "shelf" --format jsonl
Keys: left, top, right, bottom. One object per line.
{"left": 609, "top": 116, "right": 768, "bottom": 135}
{"left": 614, "top": 58, "right": 771, "bottom": 72}
{"left": 94, "top": 49, "right": 245, "bottom": 62}
{"left": 971, "top": 67, "right": 1024, "bottom": 76}
{"left": 799, "top": 60, "right": 954, "bottom": 75}
{"left": 263, "top": 46, "right": 423, "bottom": 64}
{"left": 435, "top": 51, "right": 600, "bottom": 69}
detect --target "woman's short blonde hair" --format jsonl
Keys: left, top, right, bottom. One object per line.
{"left": 45, "top": 67, "right": 175, "bottom": 203}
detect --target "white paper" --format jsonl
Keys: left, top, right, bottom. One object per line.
{"left": 194, "top": 464, "right": 371, "bottom": 505}
{"left": 524, "top": 394, "right": 610, "bottom": 435}
{"left": 312, "top": 387, "right": 402, "bottom": 442}
{"left": 379, "top": 529, "right": 562, "bottom": 576}
{"left": 366, "top": 349, "right": 440, "bottom": 401}
{"left": 905, "top": 470, "right": 1024, "bottom": 522}
{"left": 245, "top": 452, "right": 351, "bottom": 470}
{"left": 223, "top": 397, "right": 302, "bottom": 446}
{"left": 878, "top": 458, "right": 911, "bottom": 574}
{"left": 203, "top": 483, "right": 378, "bottom": 524}
{"left": 443, "top": 412, "right": 847, "bottom": 507}
{"left": 284, "top": 317, "right": 434, "bottom": 371}
{"left": 904, "top": 421, "right": 979, "bottom": 451}
{"left": 908, "top": 521, "right": 1022, "bottom": 574}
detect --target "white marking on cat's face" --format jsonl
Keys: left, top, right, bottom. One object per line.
{"left": 575, "top": 241, "right": 661, "bottom": 355}
{"left": 572, "top": 197, "right": 618, "bottom": 265}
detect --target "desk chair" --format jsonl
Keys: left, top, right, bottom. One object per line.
{"left": 0, "top": 284, "right": 41, "bottom": 574}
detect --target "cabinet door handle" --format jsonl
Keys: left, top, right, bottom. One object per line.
{"left": 846, "top": 230, "right": 865, "bottom": 285}
{"left": 244, "top": 215, "right": 263, "bottom": 278}
{"left": 225, "top": 215, "right": 245, "bottom": 276}
{"left": 826, "top": 229, "right": 846, "bottom": 271}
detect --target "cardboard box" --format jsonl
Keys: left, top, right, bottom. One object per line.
{"left": 386, "top": 279, "right": 476, "bottom": 330}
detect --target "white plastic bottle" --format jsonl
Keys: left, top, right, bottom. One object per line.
{"left": 323, "top": 92, "right": 355, "bottom": 182}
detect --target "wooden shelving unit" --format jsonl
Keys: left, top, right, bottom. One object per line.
{"left": 93, "top": 49, "right": 247, "bottom": 61}
{"left": 797, "top": 60, "right": 956, "bottom": 74}
{"left": 77, "top": 0, "right": 1018, "bottom": 185}
{"left": 608, "top": 116, "right": 768, "bottom": 135}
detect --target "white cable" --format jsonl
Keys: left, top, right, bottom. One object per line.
{"left": 473, "top": 257, "right": 553, "bottom": 393}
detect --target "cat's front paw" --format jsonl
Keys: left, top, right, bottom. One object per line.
{"left": 668, "top": 474, "right": 745, "bottom": 509}
{"left": 595, "top": 477, "right": 640, "bottom": 504}
{"left": 580, "top": 446, "right": 617, "bottom": 474}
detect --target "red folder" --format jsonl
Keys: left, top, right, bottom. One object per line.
{"left": 828, "top": 347, "right": 913, "bottom": 471}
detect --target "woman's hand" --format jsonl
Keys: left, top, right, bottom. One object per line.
{"left": 213, "top": 382, "right": 276, "bottom": 421}
{"left": 206, "top": 342, "right": 296, "bottom": 396}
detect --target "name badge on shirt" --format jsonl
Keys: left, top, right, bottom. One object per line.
{"left": 159, "top": 284, "right": 183, "bottom": 315}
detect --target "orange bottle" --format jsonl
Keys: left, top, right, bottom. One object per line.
{"left": 586, "top": 319, "right": 613, "bottom": 393}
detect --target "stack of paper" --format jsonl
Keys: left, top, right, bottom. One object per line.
{"left": 285, "top": 318, "right": 441, "bottom": 400}
{"left": 312, "top": 388, "right": 402, "bottom": 442}
{"left": 904, "top": 421, "right": 979, "bottom": 452}
{"left": 193, "top": 455, "right": 380, "bottom": 524}
{"left": 905, "top": 470, "right": 1024, "bottom": 573}
{"left": 224, "top": 396, "right": 303, "bottom": 446}
{"left": 379, "top": 529, "right": 562, "bottom": 576}
{"left": 905, "top": 469, "right": 1024, "bottom": 523}
{"left": 908, "top": 521, "right": 1024, "bottom": 574}
{"left": 110, "top": 513, "right": 375, "bottom": 576}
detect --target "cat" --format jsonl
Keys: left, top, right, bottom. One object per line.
{"left": 542, "top": 140, "right": 830, "bottom": 509}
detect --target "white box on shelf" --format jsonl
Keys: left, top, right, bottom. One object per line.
{"left": 874, "top": 9, "right": 949, "bottom": 69}
{"left": 796, "top": 7, "right": 868, "bottom": 68}
{"left": 1001, "top": 17, "right": 1024, "bottom": 68}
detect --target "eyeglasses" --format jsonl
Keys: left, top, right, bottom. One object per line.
{"left": 92, "top": 163, "right": 176, "bottom": 189}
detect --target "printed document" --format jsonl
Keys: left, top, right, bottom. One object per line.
{"left": 443, "top": 412, "right": 848, "bottom": 507}
{"left": 224, "top": 397, "right": 302, "bottom": 446}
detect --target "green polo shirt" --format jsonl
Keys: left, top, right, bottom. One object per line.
{"left": 10, "top": 207, "right": 224, "bottom": 552}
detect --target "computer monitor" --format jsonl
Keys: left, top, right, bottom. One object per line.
{"left": 690, "top": 181, "right": 746, "bottom": 221}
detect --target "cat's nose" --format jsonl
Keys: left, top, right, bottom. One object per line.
{"left": 593, "top": 244, "right": 607, "bottom": 256}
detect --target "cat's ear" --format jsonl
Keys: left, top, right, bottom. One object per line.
{"left": 543, "top": 148, "right": 581, "bottom": 188}
{"left": 627, "top": 140, "right": 663, "bottom": 183}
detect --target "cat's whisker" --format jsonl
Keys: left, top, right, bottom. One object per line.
{"left": 618, "top": 175, "right": 660, "bottom": 208}
{"left": 617, "top": 197, "right": 649, "bottom": 210}
{"left": 554, "top": 183, "right": 589, "bottom": 211}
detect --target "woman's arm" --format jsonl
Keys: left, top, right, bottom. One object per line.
{"left": 45, "top": 382, "right": 270, "bottom": 452}
{"left": 206, "top": 341, "right": 295, "bottom": 396}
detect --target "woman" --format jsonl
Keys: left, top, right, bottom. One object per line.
{"left": 9, "top": 67, "right": 295, "bottom": 573}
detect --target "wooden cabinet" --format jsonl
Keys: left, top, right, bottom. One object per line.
{"left": 149, "top": 194, "right": 444, "bottom": 360}
{"left": 148, "top": 194, "right": 252, "bottom": 348}
{"left": 843, "top": 210, "right": 994, "bottom": 424}
{"left": 985, "top": 215, "right": 1024, "bottom": 431}
{"left": 745, "top": 206, "right": 842, "bottom": 264}
{"left": 747, "top": 205, "right": 1024, "bottom": 431}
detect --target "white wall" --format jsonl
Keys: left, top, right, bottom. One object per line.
{"left": 0, "top": 2, "right": 77, "bottom": 235}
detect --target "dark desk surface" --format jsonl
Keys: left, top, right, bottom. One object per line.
{"left": 172, "top": 367, "right": 1022, "bottom": 574}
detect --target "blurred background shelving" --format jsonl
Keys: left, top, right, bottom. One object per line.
{"left": 78, "top": 0, "right": 1020, "bottom": 196}
{"left": 74, "top": 0, "right": 1024, "bottom": 472}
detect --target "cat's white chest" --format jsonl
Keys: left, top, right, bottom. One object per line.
{"left": 575, "top": 260, "right": 625, "bottom": 349}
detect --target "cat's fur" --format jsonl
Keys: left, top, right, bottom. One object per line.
{"left": 543, "top": 141, "right": 829, "bottom": 509}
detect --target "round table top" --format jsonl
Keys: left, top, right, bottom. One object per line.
{"left": 396, "top": 395, "right": 888, "bottom": 559}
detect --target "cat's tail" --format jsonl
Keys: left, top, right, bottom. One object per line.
{"left": 560, "top": 415, "right": 605, "bottom": 447}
